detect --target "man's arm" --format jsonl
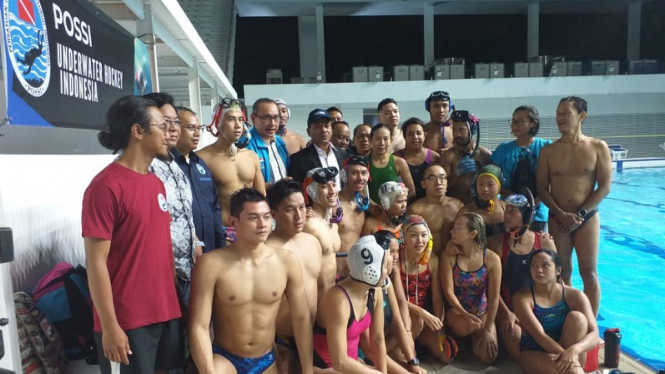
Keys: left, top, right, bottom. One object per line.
{"left": 84, "top": 238, "right": 131, "bottom": 365}
{"left": 283, "top": 252, "right": 314, "bottom": 374}
{"left": 211, "top": 183, "right": 225, "bottom": 249}
{"left": 580, "top": 141, "right": 612, "bottom": 211}
{"left": 188, "top": 254, "right": 217, "bottom": 374}
{"left": 535, "top": 145, "right": 562, "bottom": 215}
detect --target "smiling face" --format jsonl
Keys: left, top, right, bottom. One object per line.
{"left": 316, "top": 181, "right": 338, "bottom": 208}
{"left": 332, "top": 123, "right": 351, "bottom": 150}
{"left": 345, "top": 164, "right": 369, "bottom": 192}
{"left": 404, "top": 123, "right": 425, "bottom": 150}
{"left": 371, "top": 127, "right": 392, "bottom": 155}
{"left": 405, "top": 224, "right": 429, "bottom": 255}
{"left": 308, "top": 120, "right": 332, "bottom": 148}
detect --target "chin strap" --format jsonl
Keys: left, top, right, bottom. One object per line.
{"left": 508, "top": 225, "right": 530, "bottom": 246}
{"left": 390, "top": 212, "right": 407, "bottom": 227}
{"left": 329, "top": 199, "right": 344, "bottom": 224}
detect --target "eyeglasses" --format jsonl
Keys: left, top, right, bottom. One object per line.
{"left": 505, "top": 194, "right": 530, "bottom": 208}
{"left": 164, "top": 118, "right": 182, "bottom": 127}
{"left": 150, "top": 123, "right": 167, "bottom": 133}
{"left": 182, "top": 125, "right": 206, "bottom": 132}
{"left": 346, "top": 154, "right": 370, "bottom": 167}
{"left": 424, "top": 175, "right": 446, "bottom": 183}
{"left": 428, "top": 91, "right": 451, "bottom": 102}
{"left": 510, "top": 119, "right": 531, "bottom": 126}
{"left": 254, "top": 114, "right": 280, "bottom": 123}
{"left": 308, "top": 167, "right": 339, "bottom": 184}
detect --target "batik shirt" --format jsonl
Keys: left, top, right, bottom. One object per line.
{"left": 150, "top": 154, "right": 196, "bottom": 281}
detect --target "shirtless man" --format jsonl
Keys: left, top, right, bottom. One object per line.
{"left": 302, "top": 167, "right": 342, "bottom": 301}
{"left": 189, "top": 188, "right": 313, "bottom": 374}
{"left": 362, "top": 181, "right": 409, "bottom": 238}
{"left": 336, "top": 154, "right": 371, "bottom": 277}
{"left": 408, "top": 164, "right": 464, "bottom": 256}
{"left": 275, "top": 98, "right": 306, "bottom": 155}
{"left": 537, "top": 96, "right": 611, "bottom": 316}
{"left": 198, "top": 99, "right": 266, "bottom": 242}
{"left": 266, "top": 180, "right": 322, "bottom": 374}
{"left": 423, "top": 91, "right": 454, "bottom": 154}
{"left": 378, "top": 98, "right": 406, "bottom": 153}
{"left": 438, "top": 110, "right": 492, "bottom": 204}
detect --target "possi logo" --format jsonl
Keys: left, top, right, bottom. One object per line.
{"left": 3, "top": 0, "right": 51, "bottom": 97}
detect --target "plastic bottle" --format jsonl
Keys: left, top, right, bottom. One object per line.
{"left": 604, "top": 328, "right": 622, "bottom": 368}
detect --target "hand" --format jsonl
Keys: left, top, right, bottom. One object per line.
{"left": 444, "top": 240, "right": 462, "bottom": 256}
{"left": 421, "top": 309, "right": 443, "bottom": 330}
{"left": 465, "top": 312, "right": 483, "bottom": 330}
{"left": 455, "top": 156, "right": 477, "bottom": 176}
{"left": 501, "top": 312, "right": 519, "bottom": 338}
{"left": 102, "top": 324, "right": 132, "bottom": 365}
{"left": 194, "top": 245, "right": 203, "bottom": 264}
{"left": 306, "top": 206, "right": 315, "bottom": 219}
{"left": 553, "top": 346, "right": 580, "bottom": 374}
{"left": 559, "top": 212, "right": 584, "bottom": 232}
{"left": 474, "top": 327, "right": 498, "bottom": 362}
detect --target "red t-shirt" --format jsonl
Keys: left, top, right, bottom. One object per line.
{"left": 82, "top": 162, "right": 181, "bottom": 332}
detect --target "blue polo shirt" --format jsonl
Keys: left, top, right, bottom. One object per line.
{"left": 171, "top": 149, "right": 225, "bottom": 251}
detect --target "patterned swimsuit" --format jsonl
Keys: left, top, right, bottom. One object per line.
{"left": 452, "top": 250, "right": 488, "bottom": 317}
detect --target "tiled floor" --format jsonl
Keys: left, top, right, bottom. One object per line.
{"left": 66, "top": 349, "right": 656, "bottom": 374}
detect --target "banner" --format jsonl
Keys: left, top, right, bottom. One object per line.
{"left": 2, "top": 0, "right": 135, "bottom": 129}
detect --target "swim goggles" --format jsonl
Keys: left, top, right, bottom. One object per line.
{"left": 450, "top": 110, "right": 480, "bottom": 126}
{"left": 505, "top": 194, "right": 531, "bottom": 208}
{"left": 344, "top": 154, "right": 370, "bottom": 167}
{"left": 428, "top": 90, "right": 451, "bottom": 102}
{"left": 309, "top": 167, "right": 339, "bottom": 184}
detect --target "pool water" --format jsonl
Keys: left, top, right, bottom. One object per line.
{"left": 570, "top": 167, "right": 665, "bottom": 370}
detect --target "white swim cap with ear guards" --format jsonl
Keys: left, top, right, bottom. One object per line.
{"left": 379, "top": 181, "right": 408, "bottom": 211}
{"left": 348, "top": 236, "right": 386, "bottom": 287}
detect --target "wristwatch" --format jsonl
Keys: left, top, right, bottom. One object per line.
{"left": 577, "top": 208, "right": 587, "bottom": 218}
{"left": 407, "top": 357, "right": 420, "bottom": 366}
{"left": 195, "top": 241, "right": 205, "bottom": 248}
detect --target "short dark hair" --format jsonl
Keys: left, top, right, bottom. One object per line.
{"left": 327, "top": 106, "right": 343, "bottom": 115}
{"left": 513, "top": 105, "right": 541, "bottom": 136}
{"left": 266, "top": 180, "right": 303, "bottom": 210}
{"left": 332, "top": 121, "right": 349, "bottom": 131}
{"left": 401, "top": 117, "right": 425, "bottom": 136}
{"left": 98, "top": 96, "right": 157, "bottom": 154}
{"left": 252, "top": 98, "right": 277, "bottom": 114}
{"left": 353, "top": 123, "right": 372, "bottom": 137}
{"left": 529, "top": 248, "right": 562, "bottom": 282}
{"left": 143, "top": 92, "right": 176, "bottom": 113}
{"left": 230, "top": 188, "right": 267, "bottom": 218}
{"left": 374, "top": 230, "right": 397, "bottom": 250}
{"left": 370, "top": 123, "right": 391, "bottom": 139}
{"left": 377, "top": 98, "right": 397, "bottom": 112}
{"left": 176, "top": 106, "right": 197, "bottom": 116}
{"left": 559, "top": 96, "right": 588, "bottom": 114}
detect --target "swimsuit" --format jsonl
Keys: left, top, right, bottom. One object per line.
{"left": 549, "top": 208, "right": 598, "bottom": 234}
{"left": 453, "top": 250, "right": 489, "bottom": 317}
{"left": 500, "top": 233, "right": 543, "bottom": 311}
{"left": 397, "top": 149, "right": 434, "bottom": 199}
{"left": 368, "top": 154, "right": 400, "bottom": 203}
{"left": 520, "top": 284, "right": 571, "bottom": 352}
{"left": 484, "top": 204, "right": 506, "bottom": 237}
{"left": 399, "top": 257, "right": 431, "bottom": 309}
{"left": 212, "top": 344, "right": 275, "bottom": 374}
{"left": 312, "top": 285, "right": 374, "bottom": 368}
{"left": 382, "top": 279, "right": 394, "bottom": 330}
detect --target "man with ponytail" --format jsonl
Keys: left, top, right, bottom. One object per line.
{"left": 198, "top": 98, "right": 266, "bottom": 244}
{"left": 82, "top": 96, "right": 184, "bottom": 372}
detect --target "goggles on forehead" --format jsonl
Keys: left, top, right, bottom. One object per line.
{"left": 505, "top": 194, "right": 530, "bottom": 208}
{"left": 345, "top": 154, "right": 370, "bottom": 167}
{"left": 220, "top": 97, "right": 242, "bottom": 110}
{"left": 450, "top": 110, "right": 479, "bottom": 124}
{"left": 310, "top": 167, "right": 339, "bottom": 184}
{"left": 428, "top": 91, "right": 451, "bottom": 102}
{"left": 380, "top": 182, "right": 407, "bottom": 197}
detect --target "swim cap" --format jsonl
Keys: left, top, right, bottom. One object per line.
{"left": 303, "top": 167, "right": 338, "bottom": 206}
{"left": 450, "top": 110, "right": 480, "bottom": 137}
{"left": 274, "top": 98, "right": 291, "bottom": 135}
{"left": 341, "top": 155, "right": 370, "bottom": 211}
{"left": 207, "top": 98, "right": 251, "bottom": 151}
{"left": 379, "top": 181, "right": 408, "bottom": 211}
{"left": 471, "top": 165, "right": 505, "bottom": 213}
{"left": 400, "top": 215, "right": 433, "bottom": 265}
{"left": 505, "top": 192, "right": 534, "bottom": 226}
{"left": 348, "top": 236, "right": 386, "bottom": 287}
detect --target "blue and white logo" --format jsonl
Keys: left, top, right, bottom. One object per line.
{"left": 3, "top": 0, "right": 51, "bottom": 97}
{"left": 196, "top": 164, "right": 206, "bottom": 175}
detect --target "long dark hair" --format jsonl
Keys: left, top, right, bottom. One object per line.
{"left": 98, "top": 96, "right": 157, "bottom": 154}
{"left": 528, "top": 248, "right": 562, "bottom": 283}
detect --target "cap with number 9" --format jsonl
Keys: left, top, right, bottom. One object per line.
{"left": 347, "top": 236, "right": 386, "bottom": 287}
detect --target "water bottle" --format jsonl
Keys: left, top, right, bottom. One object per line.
{"left": 604, "top": 328, "right": 622, "bottom": 368}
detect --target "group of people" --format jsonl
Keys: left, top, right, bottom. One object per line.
{"left": 82, "top": 90, "right": 613, "bottom": 374}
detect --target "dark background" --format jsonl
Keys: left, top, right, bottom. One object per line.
{"left": 233, "top": 0, "right": 665, "bottom": 97}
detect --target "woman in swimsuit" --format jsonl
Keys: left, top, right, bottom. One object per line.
{"left": 399, "top": 216, "right": 455, "bottom": 364}
{"left": 313, "top": 236, "right": 390, "bottom": 373}
{"left": 394, "top": 118, "right": 440, "bottom": 200}
{"left": 456, "top": 165, "right": 507, "bottom": 237}
{"left": 440, "top": 212, "right": 501, "bottom": 365}
{"left": 367, "top": 123, "right": 416, "bottom": 203}
{"left": 362, "top": 182, "right": 408, "bottom": 238}
{"left": 514, "top": 249, "right": 598, "bottom": 374}
{"left": 373, "top": 231, "right": 426, "bottom": 374}
{"left": 487, "top": 192, "right": 557, "bottom": 361}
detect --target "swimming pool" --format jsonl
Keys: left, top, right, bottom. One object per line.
{"left": 571, "top": 167, "right": 665, "bottom": 371}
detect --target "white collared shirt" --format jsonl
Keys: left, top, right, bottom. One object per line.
{"left": 315, "top": 143, "right": 342, "bottom": 191}
{"left": 268, "top": 140, "right": 287, "bottom": 182}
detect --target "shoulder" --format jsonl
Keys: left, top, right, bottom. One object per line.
{"left": 493, "top": 141, "right": 513, "bottom": 154}
{"left": 394, "top": 155, "right": 408, "bottom": 167}
{"left": 487, "top": 234, "right": 503, "bottom": 256}
{"left": 458, "top": 204, "right": 472, "bottom": 214}
{"left": 407, "top": 199, "right": 424, "bottom": 212}
{"left": 590, "top": 138, "right": 610, "bottom": 152}
{"left": 430, "top": 150, "right": 441, "bottom": 162}
{"left": 513, "top": 286, "right": 532, "bottom": 303}
{"left": 429, "top": 255, "right": 439, "bottom": 269}
{"left": 563, "top": 285, "right": 588, "bottom": 308}
{"left": 485, "top": 249, "right": 501, "bottom": 267}
{"left": 448, "top": 197, "right": 465, "bottom": 210}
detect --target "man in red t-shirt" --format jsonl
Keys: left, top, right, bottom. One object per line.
{"left": 82, "top": 96, "right": 183, "bottom": 373}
